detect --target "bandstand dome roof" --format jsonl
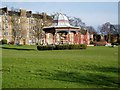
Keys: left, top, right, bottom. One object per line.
{"left": 52, "top": 13, "right": 71, "bottom": 27}
{"left": 43, "top": 13, "right": 80, "bottom": 29}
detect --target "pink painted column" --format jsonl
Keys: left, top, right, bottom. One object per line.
{"left": 54, "top": 33, "right": 56, "bottom": 44}
{"left": 45, "top": 33, "right": 47, "bottom": 44}
{"left": 85, "top": 31, "right": 90, "bottom": 45}
{"left": 67, "top": 29, "right": 70, "bottom": 44}
{"left": 53, "top": 34, "right": 54, "bottom": 44}
{"left": 74, "top": 33, "right": 76, "bottom": 44}
{"left": 78, "top": 32, "right": 81, "bottom": 44}
{"left": 53, "top": 33, "right": 56, "bottom": 44}
{"left": 74, "top": 33, "right": 77, "bottom": 44}
{"left": 68, "top": 33, "right": 70, "bottom": 43}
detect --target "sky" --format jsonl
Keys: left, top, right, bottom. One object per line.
{"left": 0, "top": 2, "right": 118, "bottom": 30}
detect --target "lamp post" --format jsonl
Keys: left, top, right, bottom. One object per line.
{"left": 108, "top": 25, "right": 111, "bottom": 43}
{"left": 41, "top": 22, "right": 44, "bottom": 45}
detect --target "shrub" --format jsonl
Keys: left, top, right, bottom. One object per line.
{"left": 0, "top": 41, "right": 2, "bottom": 45}
{"left": 90, "top": 41, "right": 95, "bottom": 44}
{"left": 36, "top": 43, "right": 38, "bottom": 45}
{"left": 68, "top": 44, "right": 74, "bottom": 49}
{"left": 47, "top": 45, "right": 54, "bottom": 50}
{"left": 62, "top": 44, "right": 69, "bottom": 50}
{"left": 79, "top": 44, "right": 87, "bottom": 49}
{"left": 1, "top": 39, "right": 7, "bottom": 44}
{"left": 72, "top": 44, "right": 76, "bottom": 49}
{"left": 111, "top": 42, "right": 119, "bottom": 46}
{"left": 94, "top": 40, "right": 107, "bottom": 46}
{"left": 37, "top": 45, "right": 54, "bottom": 50}
{"left": 37, "top": 45, "right": 41, "bottom": 50}
{"left": 37, "top": 44, "right": 87, "bottom": 50}
{"left": 8, "top": 41, "right": 14, "bottom": 45}
{"left": 117, "top": 38, "right": 120, "bottom": 45}
{"left": 55, "top": 45, "right": 63, "bottom": 50}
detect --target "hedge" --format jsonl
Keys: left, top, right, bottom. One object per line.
{"left": 37, "top": 44, "right": 87, "bottom": 50}
{"left": 0, "top": 39, "right": 7, "bottom": 44}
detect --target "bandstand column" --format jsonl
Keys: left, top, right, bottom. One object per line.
{"left": 76, "top": 33, "right": 78, "bottom": 44}
{"left": 74, "top": 31, "right": 78, "bottom": 44}
{"left": 53, "top": 34, "right": 55, "bottom": 44}
{"left": 74, "top": 33, "right": 75, "bottom": 44}
{"left": 45, "top": 33, "right": 47, "bottom": 45}
{"left": 74, "top": 33, "right": 76, "bottom": 44}
{"left": 55, "top": 31, "right": 58, "bottom": 44}
{"left": 78, "top": 32, "right": 81, "bottom": 44}
{"left": 52, "top": 33, "right": 54, "bottom": 44}
{"left": 67, "top": 28, "right": 70, "bottom": 44}
{"left": 53, "top": 33, "right": 57, "bottom": 44}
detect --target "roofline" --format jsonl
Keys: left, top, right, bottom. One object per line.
{"left": 43, "top": 26, "right": 80, "bottom": 29}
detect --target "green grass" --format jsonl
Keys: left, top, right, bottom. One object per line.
{"left": 1, "top": 45, "right": 119, "bottom": 88}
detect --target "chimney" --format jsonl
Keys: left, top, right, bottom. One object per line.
{"left": 26, "top": 11, "right": 32, "bottom": 17}
{"left": 20, "top": 9, "right": 26, "bottom": 17}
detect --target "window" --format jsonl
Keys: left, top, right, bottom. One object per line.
{"left": 5, "top": 17, "right": 7, "bottom": 20}
{"left": 0, "top": 24, "right": 1, "bottom": 30}
{"left": 4, "top": 32, "right": 8, "bottom": 35}
{"left": 4, "top": 24, "right": 8, "bottom": 29}
{"left": 5, "top": 25, "right": 8, "bottom": 29}
{"left": 31, "top": 20, "right": 33, "bottom": 24}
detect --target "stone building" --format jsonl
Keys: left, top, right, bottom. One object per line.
{"left": 0, "top": 7, "right": 52, "bottom": 45}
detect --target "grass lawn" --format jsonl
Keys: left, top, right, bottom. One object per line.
{"left": 1, "top": 45, "right": 119, "bottom": 88}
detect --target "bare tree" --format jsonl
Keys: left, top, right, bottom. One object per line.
{"left": 98, "top": 22, "right": 120, "bottom": 43}
{"left": 68, "top": 16, "right": 86, "bottom": 28}
{"left": 10, "top": 7, "right": 27, "bottom": 45}
{"left": 100, "top": 22, "right": 111, "bottom": 35}
{"left": 33, "top": 13, "right": 45, "bottom": 45}
{"left": 86, "top": 26, "right": 96, "bottom": 34}
{"left": 10, "top": 7, "right": 21, "bottom": 44}
{"left": 33, "top": 12, "right": 53, "bottom": 45}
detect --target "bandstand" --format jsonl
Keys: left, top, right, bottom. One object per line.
{"left": 43, "top": 13, "right": 90, "bottom": 45}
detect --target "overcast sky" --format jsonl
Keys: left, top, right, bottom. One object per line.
{"left": 1, "top": 2, "right": 118, "bottom": 30}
